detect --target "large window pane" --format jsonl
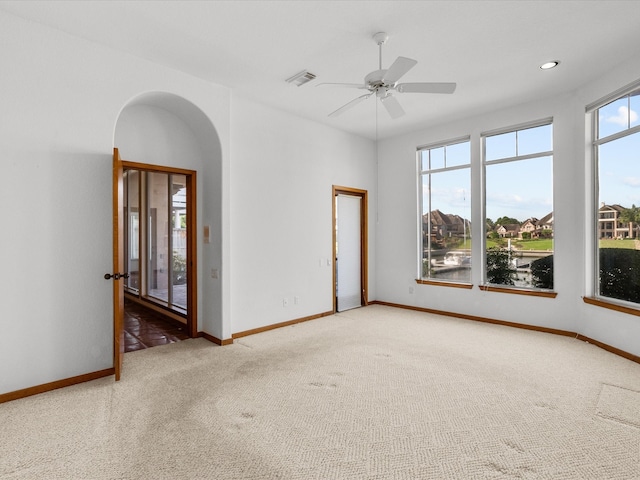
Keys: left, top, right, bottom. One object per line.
{"left": 420, "top": 140, "right": 471, "bottom": 284}
{"left": 597, "top": 131, "right": 640, "bottom": 303}
{"left": 484, "top": 123, "right": 554, "bottom": 290}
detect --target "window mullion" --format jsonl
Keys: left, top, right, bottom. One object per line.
{"left": 485, "top": 151, "right": 553, "bottom": 166}
{"left": 594, "top": 124, "right": 640, "bottom": 146}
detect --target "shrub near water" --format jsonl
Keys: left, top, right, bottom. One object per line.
{"left": 485, "top": 247, "right": 517, "bottom": 285}
{"left": 599, "top": 248, "right": 640, "bottom": 303}
{"left": 531, "top": 255, "right": 554, "bottom": 290}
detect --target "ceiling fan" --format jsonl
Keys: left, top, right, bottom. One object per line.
{"left": 323, "top": 32, "right": 456, "bottom": 119}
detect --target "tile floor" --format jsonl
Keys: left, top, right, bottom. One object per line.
{"left": 124, "top": 299, "right": 190, "bottom": 352}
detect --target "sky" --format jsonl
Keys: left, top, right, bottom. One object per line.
{"left": 598, "top": 96, "right": 640, "bottom": 209}
{"left": 421, "top": 124, "right": 553, "bottom": 223}
{"left": 422, "top": 101, "right": 640, "bottom": 224}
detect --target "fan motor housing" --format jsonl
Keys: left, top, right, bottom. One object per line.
{"left": 365, "top": 69, "right": 392, "bottom": 90}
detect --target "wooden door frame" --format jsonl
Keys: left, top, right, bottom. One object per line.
{"left": 332, "top": 185, "right": 368, "bottom": 313}
{"left": 113, "top": 154, "right": 198, "bottom": 379}
{"left": 120, "top": 160, "right": 198, "bottom": 338}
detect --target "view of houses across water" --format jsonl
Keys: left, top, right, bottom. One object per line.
{"left": 423, "top": 202, "right": 640, "bottom": 287}
{"left": 422, "top": 209, "right": 554, "bottom": 286}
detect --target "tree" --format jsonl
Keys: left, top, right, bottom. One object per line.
{"left": 599, "top": 248, "right": 640, "bottom": 303}
{"left": 485, "top": 247, "right": 518, "bottom": 285}
{"left": 495, "top": 216, "right": 520, "bottom": 226}
{"left": 619, "top": 204, "right": 640, "bottom": 238}
{"left": 531, "top": 255, "right": 553, "bottom": 289}
{"left": 486, "top": 217, "right": 495, "bottom": 231}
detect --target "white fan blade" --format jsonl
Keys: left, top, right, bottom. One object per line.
{"left": 380, "top": 94, "right": 405, "bottom": 119}
{"left": 317, "top": 82, "right": 366, "bottom": 89}
{"left": 328, "top": 93, "right": 373, "bottom": 117}
{"left": 396, "top": 82, "right": 457, "bottom": 94}
{"left": 383, "top": 56, "right": 418, "bottom": 84}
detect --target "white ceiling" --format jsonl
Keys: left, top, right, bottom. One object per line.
{"left": 3, "top": 0, "right": 640, "bottom": 140}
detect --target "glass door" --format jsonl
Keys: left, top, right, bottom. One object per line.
{"left": 147, "top": 171, "right": 170, "bottom": 304}
{"left": 123, "top": 169, "right": 189, "bottom": 316}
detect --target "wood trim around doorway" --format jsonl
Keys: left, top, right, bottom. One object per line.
{"left": 121, "top": 160, "right": 198, "bottom": 339}
{"left": 332, "top": 185, "right": 368, "bottom": 313}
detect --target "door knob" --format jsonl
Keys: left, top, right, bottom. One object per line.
{"left": 104, "top": 273, "right": 129, "bottom": 280}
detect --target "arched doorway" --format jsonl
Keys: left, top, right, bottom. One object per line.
{"left": 112, "top": 92, "right": 222, "bottom": 379}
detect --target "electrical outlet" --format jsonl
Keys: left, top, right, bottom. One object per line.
{"left": 294, "top": 296, "right": 300, "bottom": 305}
{"left": 283, "top": 298, "right": 289, "bottom": 307}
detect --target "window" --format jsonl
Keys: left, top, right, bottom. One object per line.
{"left": 592, "top": 86, "right": 640, "bottom": 305}
{"left": 483, "top": 121, "right": 554, "bottom": 290}
{"left": 418, "top": 138, "right": 471, "bottom": 284}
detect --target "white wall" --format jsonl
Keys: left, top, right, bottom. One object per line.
{"left": 0, "top": 10, "right": 375, "bottom": 395}
{"left": 3, "top": 6, "right": 638, "bottom": 396}
{"left": 0, "top": 12, "right": 231, "bottom": 394}
{"left": 376, "top": 55, "right": 640, "bottom": 358}
{"left": 229, "top": 96, "right": 376, "bottom": 334}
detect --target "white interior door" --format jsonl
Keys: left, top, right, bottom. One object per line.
{"left": 336, "top": 194, "right": 362, "bottom": 312}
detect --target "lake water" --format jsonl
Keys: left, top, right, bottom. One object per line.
{"left": 428, "top": 254, "right": 548, "bottom": 287}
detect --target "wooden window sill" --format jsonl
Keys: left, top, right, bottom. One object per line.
{"left": 583, "top": 296, "right": 640, "bottom": 317}
{"left": 478, "top": 285, "right": 557, "bottom": 298}
{"left": 416, "top": 279, "right": 473, "bottom": 289}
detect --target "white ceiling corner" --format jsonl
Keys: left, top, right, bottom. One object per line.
{"left": 2, "top": 0, "right": 640, "bottom": 140}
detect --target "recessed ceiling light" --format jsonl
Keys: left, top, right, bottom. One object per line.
{"left": 540, "top": 61, "right": 560, "bottom": 70}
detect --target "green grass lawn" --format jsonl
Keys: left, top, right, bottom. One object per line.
{"left": 442, "top": 238, "right": 638, "bottom": 251}
{"left": 484, "top": 238, "right": 553, "bottom": 250}
{"left": 452, "top": 239, "right": 551, "bottom": 249}
{"left": 513, "top": 239, "right": 554, "bottom": 250}
{"left": 599, "top": 239, "right": 638, "bottom": 249}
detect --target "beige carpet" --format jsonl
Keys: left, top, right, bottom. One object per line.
{"left": 1, "top": 305, "right": 639, "bottom": 479}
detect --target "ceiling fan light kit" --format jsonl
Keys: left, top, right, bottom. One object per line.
{"left": 326, "top": 32, "right": 457, "bottom": 119}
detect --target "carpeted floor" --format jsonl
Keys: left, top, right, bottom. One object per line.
{"left": 1, "top": 305, "right": 639, "bottom": 479}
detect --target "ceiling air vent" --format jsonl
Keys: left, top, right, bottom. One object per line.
{"left": 286, "top": 70, "right": 316, "bottom": 87}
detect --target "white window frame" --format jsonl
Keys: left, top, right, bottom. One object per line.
{"left": 417, "top": 136, "right": 471, "bottom": 284}
{"left": 587, "top": 79, "right": 640, "bottom": 307}
{"left": 481, "top": 118, "right": 554, "bottom": 291}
